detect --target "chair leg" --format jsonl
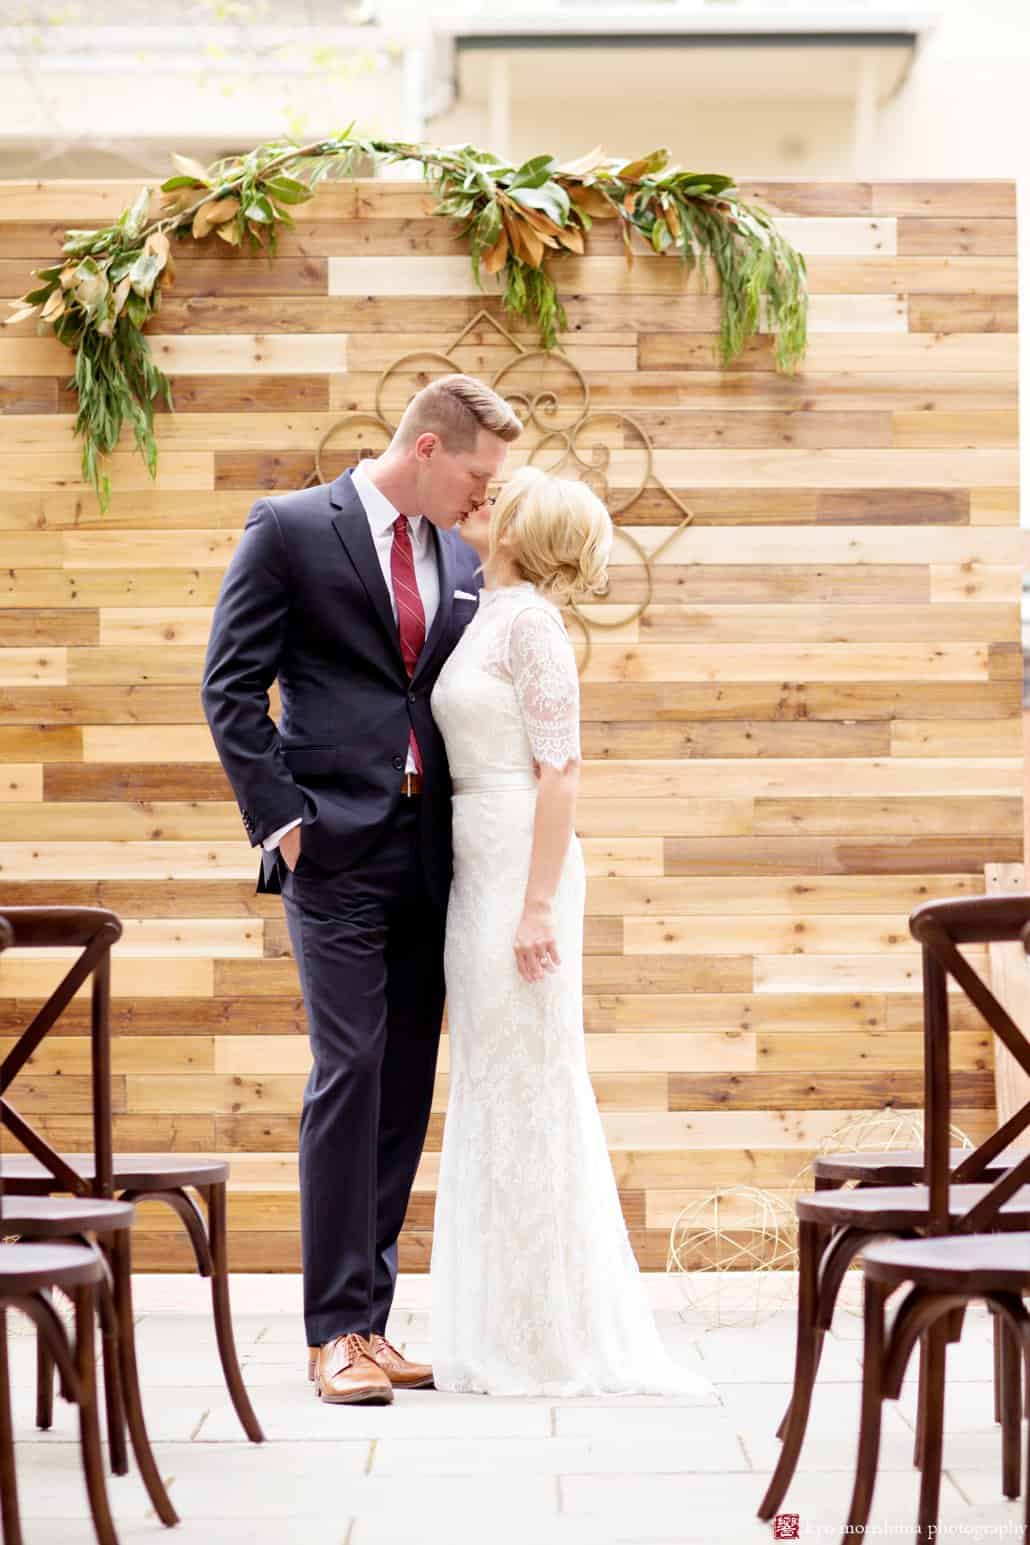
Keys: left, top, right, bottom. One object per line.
{"left": 993, "top": 1307, "right": 1002, "bottom": 1423}
{"left": 841, "top": 1275, "right": 889, "bottom": 1541}
{"left": 1017, "top": 1319, "right": 1030, "bottom": 1540}
{"left": 109, "top": 1231, "right": 179, "bottom": 1527}
{"left": 914, "top": 1333, "right": 927, "bottom": 1470}
{"left": 96, "top": 1258, "right": 129, "bottom": 1478}
{"left": 758, "top": 1219, "right": 823, "bottom": 1519}
{"left": 72, "top": 1284, "right": 119, "bottom": 1545}
{"left": 0, "top": 1309, "right": 25, "bottom": 1545}
{"left": 206, "top": 1182, "right": 264, "bottom": 1443}
{"left": 916, "top": 1316, "right": 947, "bottom": 1539}
{"left": 36, "top": 1324, "right": 54, "bottom": 1431}
{"left": 999, "top": 1314, "right": 1022, "bottom": 1500}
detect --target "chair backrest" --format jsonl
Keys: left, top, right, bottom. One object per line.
{"left": 910, "top": 894, "right": 1030, "bottom": 1235}
{"left": 0, "top": 907, "right": 122, "bottom": 1199}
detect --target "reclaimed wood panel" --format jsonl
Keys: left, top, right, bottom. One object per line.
{"left": 0, "top": 179, "right": 1020, "bottom": 1272}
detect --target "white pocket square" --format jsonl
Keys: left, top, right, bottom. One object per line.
{"left": 454, "top": 589, "right": 477, "bottom": 601}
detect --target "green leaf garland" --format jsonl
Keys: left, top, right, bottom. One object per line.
{"left": 7, "top": 132, "right": 808, "bottom": 511}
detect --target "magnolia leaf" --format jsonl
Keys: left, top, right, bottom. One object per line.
{"left": 4, "top": 303, "right": 38, "bottom": 326}
{"left": 111, "top": 274, "right": 132, "bottom": 317}
{"left": 509, "top": 153, "right": 556, "bottom": 190}
{"left": 261, "top": 174, "right": 313, "bottom": 205}
{"left": 617, "top": 148, "right": 669, "bottom": 182}
{"left": 192, "top": 197, "right": 240, "bottom": 240}
{"left": 509, "top": 215, "right": 544, "bottom": 268}
{"left": 481, "top": 227, "right": 509, "bottom": 275}
{"left": 502, "top": 213, "right": 534, "bottom": 267}
{"left": 62, "top": 227, "right": 100, "bottom": 248}
{"left": 464, "top": 148, "right": 508, "bottom": 167}
{"left": 555, "top": 145, "right": 608, "bottom": 177}
{"left": 159, "top": 188, "right": 196, "bottom": 218}
{"left": 216, "top": 218, "right": 243, "bottom": 246}
{"left": 650, "top": 217, "right": 673, "bottom": 253}
{"left": 476, "top": 200, "right": 503, "bottom": 246}
{"left": 128, "top": 251, "right": 161, "bottom": 298}
{"left": 40, "top": 287, "right": 66, "bottom": 322}
{"left": 567, "top": 184, "right": 617, "bottom": 219}
{"left": 126, "top": 291, "right": 149, "bottom": 328}
{"left": 244, "top": 197, "right": 275, "bottom": 223}
{"left": 144, "top": 231, "right": 171, "bottom": 266}
{"left": 508, "top": 182, "right": 571, "bottom": 225}
{"left": 171, "top": 153, "right": 212, "bottom": 185}
{"left": 517, "top": 206, "right": 565, "bottom": 240}
{"left": 673, "top": 173, "right": 735, "bottom": 197}
{"left": 555, "top": 224, "right": 585, "bottom": 254}
{"left": 73, "top": 261, "right": 109, "bottom": 314}
{"left": 124, "top": 185, "right": 152, "bottom": 239}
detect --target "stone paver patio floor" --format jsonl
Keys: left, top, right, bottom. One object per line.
{"left": 5, "top": 1272, "right": 1019, "bottom": 1544}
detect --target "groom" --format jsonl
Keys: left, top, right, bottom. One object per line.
{"left": 202, "top": 375, "right": 522, "bottom": 1404}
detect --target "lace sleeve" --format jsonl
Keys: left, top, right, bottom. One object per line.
{"left": 507, "top": 605, "right": 581, "bottom": 770}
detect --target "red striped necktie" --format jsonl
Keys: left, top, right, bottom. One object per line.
{"left": 390, "top": 513, "right": 426, "bottom": 774}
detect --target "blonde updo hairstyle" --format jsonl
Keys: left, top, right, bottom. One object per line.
{"left": 487, "top": 466, "right": 613, "bottom": 607}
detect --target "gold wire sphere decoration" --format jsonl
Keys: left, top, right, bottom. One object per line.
{"left": 667, "top": 1185, "right": 800, "bottom": 1331}
{"left": 787, "top": 1108, "right": 976, "bottom": 1201}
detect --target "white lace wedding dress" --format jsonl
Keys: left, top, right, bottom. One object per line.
{"left": 428, "top": 581, "right": 715, "bottom": 1399}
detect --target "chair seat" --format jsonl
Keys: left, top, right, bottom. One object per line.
{"left": 0, "top": 1196, "right": 134, "bottom": 1237}
{"left": 796, "top": 1182, "right": 1030, "bottom": 1230}
{"left": 863, "top": 1232, "right": 1030, "bottom": 1292}
{"left": 0, "top": 1242, "right": 104, "bottom": 1293}
{"left": 813, "top": 1148, "right": 1027, "bottom": 1185}
{"left": 0, "top": 1153, "right": 230, "bottom": 1195}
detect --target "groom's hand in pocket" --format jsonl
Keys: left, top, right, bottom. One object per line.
{"left": 514, "top": 900, "right": 560, "bottom": 984}
{"left": 279, "top": 825, "right": 302, "bottom": 873}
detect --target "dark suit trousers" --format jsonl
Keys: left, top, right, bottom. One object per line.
{"left": 280, "top": 797, "right": 446, "bottom": 1346}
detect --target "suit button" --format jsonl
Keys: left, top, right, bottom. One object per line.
{"left": 408, "top": 691, "right": 416, "bottom": 703}
{"left": 392, "top": 754, "right": 404, "bottom": 770}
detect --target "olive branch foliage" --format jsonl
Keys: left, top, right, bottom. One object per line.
{"left": 7, "top": 131, "right": 808, "bottom": 510}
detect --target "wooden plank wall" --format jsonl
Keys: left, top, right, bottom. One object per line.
{"left": 0, "top": 178, "right": 1022, "bottom": 1269}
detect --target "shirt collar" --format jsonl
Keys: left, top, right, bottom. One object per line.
{"left": 351, "top": 459, "right": 424, "bottom": 540}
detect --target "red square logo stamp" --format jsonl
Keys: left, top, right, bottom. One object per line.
{"left": 773, "top": 1516, "right": 800, "bottom": 1541}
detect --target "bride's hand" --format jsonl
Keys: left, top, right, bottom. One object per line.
{"left": 514, "top": 900, "right": 561, "bottom": 984}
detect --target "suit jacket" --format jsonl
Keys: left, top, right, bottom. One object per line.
{"left": 200, "top": 469, "right": 482, "bottom": 909}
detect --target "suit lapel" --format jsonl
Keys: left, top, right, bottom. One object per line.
{"left": 412, "top": 524, "right": 456, "bottom": 687}
{"left": 329, "top": 470, "right": 406, "bottom": 675}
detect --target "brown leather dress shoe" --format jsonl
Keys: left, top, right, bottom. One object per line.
{"left": 313, "top": 1333, "right": 394, "bottom": 1405}
{"left": 367, "top": 1333, "right": 435, "bottom": 1389}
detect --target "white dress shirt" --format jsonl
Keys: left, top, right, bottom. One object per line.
{"left": 262, "top": 460, "right": 440, "bottom": 851}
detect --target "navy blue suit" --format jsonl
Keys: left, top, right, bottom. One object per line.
{"left": 201, "top": 469, "right": 481, "bottom": 1342}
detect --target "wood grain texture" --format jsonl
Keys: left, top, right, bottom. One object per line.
{"left": 0, "top": 177, "right": 1020, "bottom": 1273}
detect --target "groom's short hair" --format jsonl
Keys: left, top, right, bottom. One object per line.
{"left": 395, "top": 374, "right": 522, "bottom": 452}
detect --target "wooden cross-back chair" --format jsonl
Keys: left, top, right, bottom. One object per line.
{"left": 837, "top": 894, "right": 1030, "bottom": 1543}
{"left": 0, "top": 906, "right": 262, "bottom": 1472}
{"left": 759, "top": 892, "right": 1030, "bottom": 1533}
{"left": 0, "top": 914, "right": 122, "bottom": 1545}
{"left": 0, "top": 906, "right": 178, "bottom": 1527}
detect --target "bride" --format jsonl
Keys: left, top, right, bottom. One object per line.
{"left": 429, "top": 465, "right": 715, "bottom": 1400}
